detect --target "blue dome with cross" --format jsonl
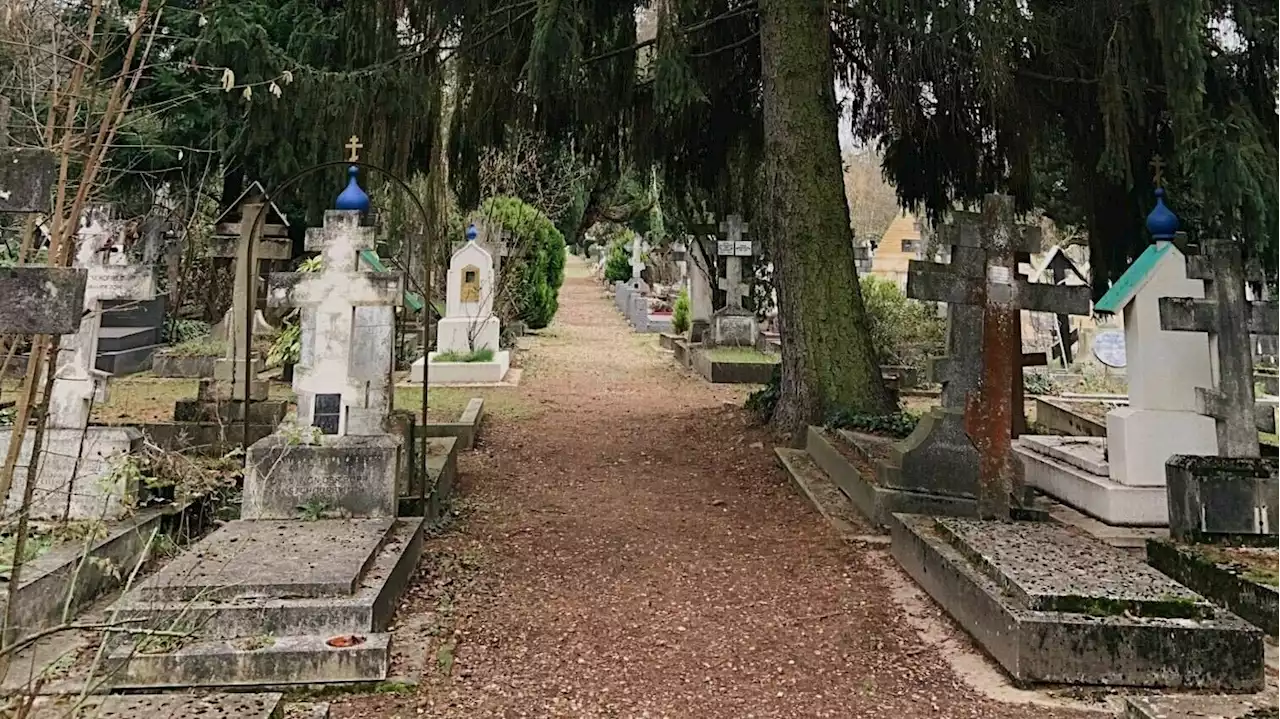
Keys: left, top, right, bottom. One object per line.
{"left": 1145, "top": 188, "right": 1179, "bottom": 240}
{"left": 466, "top": 223, "right": 479, "bottom": 242}
{"left": 335, "top": 165, "right": 370, "bottom": 212}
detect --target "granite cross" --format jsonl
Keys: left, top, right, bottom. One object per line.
{"left": 717, "top": 215, "right": 752, "bottom": 309}
{"left": 1159, "top": 238, "right": 1279, "bottom": 458}
{"left": 268, "top": 210, "right": 402, "bottom": 436}
{"left": 907, "top": 194, "right": 1091, "bottom": 518}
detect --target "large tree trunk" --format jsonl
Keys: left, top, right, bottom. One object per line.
{"left": 759, "top": 0, "right": 893, "bottom": 437}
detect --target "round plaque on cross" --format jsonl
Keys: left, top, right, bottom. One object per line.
{"left": 1091, "top": 329, "right": 1127, "bottom": 368}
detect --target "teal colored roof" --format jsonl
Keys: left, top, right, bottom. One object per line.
{"left": 1095, "top": 242, "right": 1174, "bottom": 314}
{"left": 358, "top": 249, "right": 424, "bottom": 312}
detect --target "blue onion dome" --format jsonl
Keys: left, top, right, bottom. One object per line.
{"left": 335, "top": 165, "right": 370, "bottom": 212}
{"left": 466, "top": 223, "right": 479, "bottom": 242}
{"left": 1145, "top": 188, "right": 1179, "bottom": 240}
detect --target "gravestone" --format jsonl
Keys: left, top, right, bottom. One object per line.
{"left": 614, "top": 232, "right": 650, "bottom": 315}
{"left": 1159, "top": 237, "right": 1279, "bottom": 542}
{"left": 686, "top": 235, "right": 714, "bottom": 342}
{"left": 708, "top": 215, "right": 758, "bottom": 347}
{"left": 173, "top": 185, "right": 291, "bottom": 424}
{"left": 1015, "top": 189, "right": 1219, "bottom": 526}
{"left": 248, "top": 170, "right": 403, "bottom": 519}
{"left": 409, "top": 231, "right": 510, "bottom": 384}
{"left": 885, "top": 194, "right": 1090, "bottom": 517}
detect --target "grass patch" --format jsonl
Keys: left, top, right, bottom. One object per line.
{"left": 705, "top": 347, "right": 779, "bottom": 364}
{"left": 165, "top": 336, "right": 227, "bottom": 358}
{"left": 433, "top": 348, "right": 495, "bottom": 363}
{"left": 1260, "top": 431, "right": 1278, "bottom": 447}
{"left": 393, "top": 386, "right": 536, "bottom": 422}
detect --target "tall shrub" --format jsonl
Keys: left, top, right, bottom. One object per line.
{"left": 859, "top": 275, "right": 946, "bottom": 369}
{"left": 480, "top": 196, "right": 567, "bottom": 330}
{"left": 672, "top": 288, "right": 690, "bottom": 334}
{"left": 604, "top": 242, "right": 631, "bottom": 283}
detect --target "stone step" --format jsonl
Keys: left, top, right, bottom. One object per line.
{"left": 101, "top": 296, "right": 165, "bottom": 328}
{"left": 103, "top": 632, "right": 391, "bottom": 689}
{"left": 95, "top": 342, "right": 162, "bottom": 376}
{"left": 1119, "top": 695, "right": 1278, "bottom": 719}
{"left": 96, "top": 325, "right": 161, "bottom": 352}
{"left": 29, "top": 692, "right": 283, "bottom": 718}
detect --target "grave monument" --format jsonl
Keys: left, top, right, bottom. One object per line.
{"left": 410, "top": 224, "right": 511, "bottom": 384}
{"left": 107, "top": 156, "right": 425, "bottom": 688}
{"left": 887, "top": 195, "right": 1264, "bottom": 692}
{"left": 614, "top": 231, "right": 648, "bottom": 312}
{"left": 1015, "top": 188, "right": 1219, "bottom": 525}
{"left": 172, "top": 183, "right": 290, "bottom": 425}
{"left": 707, "top": 215, "right": 758, "bottom": 347}
{"left": 870, "top": 195, "right": 1089, "bottom": 517}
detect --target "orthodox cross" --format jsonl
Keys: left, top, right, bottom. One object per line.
{"left": 1150, "top": 155, "right": 1166, "bottom": 188}
{"left": 345, "top": 135, "right": 364, "bottom": 163}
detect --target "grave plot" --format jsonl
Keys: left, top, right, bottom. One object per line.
{"left": 1146, "top": 538, "right": 1277, "bottom": 636}
{"left": 690, "top": 346, "right": 778, "bottom": 384}
{"left": 27, "top": 692, "right": 291, "bottom": 719}
{"left": 88, "top": 180, "right": 435, "bottom": 690}
{"left": 891, "top": 514, "right": 1264, "bottom": 688}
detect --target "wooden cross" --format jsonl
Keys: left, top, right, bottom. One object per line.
{"left": 345, "top": 135, "right": 363, "bottom": 163}
{"left": 268, "top": 211, "right": 402, "bottom": 436}
{"left": 907, "top": 194, "right": 1092, "bottom": 518}
{"left": 1159, "top": 238, "right": 1279, "bottom": 458}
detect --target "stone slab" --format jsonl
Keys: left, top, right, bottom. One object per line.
{"left": 1033, "top": 397, "right": 1107, "bottom": 437}
{"left": 30, "top": 692, "right": 283, "bottom": 718}
{"left": 103, "top": 632, "right": 391, "bottom": 688}
{"left": 135, "top": 518, "right": 394, "bottom": 602}
{"left": 1016, "top": 441, "right": 1169, "bottom": 526}
{"left": 935, "top": 517, "right": 1210, "bottom": 618}
{"left": 890, "top": 513, "right": 1265, "bottom": 689}
{"left": 417, "top": 397, "right": 484, "bottom": 450}
{"left": 0, "top": 267, "right": 88, "bottom": 335}
{"left": 152, "top": 352, "right": 217, "bottom": 378}
{"left": 173, "top": 398, "right": 288, "bottom": 424}
{"left": 775, "top": 447, "right": 870, "bottom": 540}
{"left": 1121, "top": 695, "right": 1278, "bottom": 719}
{"left": 690, "top": 349, "right": 777, "bottom": 384}
{"left": 0, "top": 426, "right": 142, "bottom": 521}
{"left": 243, "top": 434, "right": 401, "bottom": 520}
{"left": 1165, "top": 455, "right": 1279, "bottom": 543}
{"left": 1020, "top": 435, "right": 1109, "bottom": 476}
{"left": 110, "top": 517, "right": 425, "bottom": 645}
{"left": 1146, "top": 539, "right": 1278, "bottom": 636}
{"left": 412, "top": 350, "right": 510, "bottom": 384}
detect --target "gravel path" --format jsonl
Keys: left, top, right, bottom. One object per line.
{"left": 333, "top": 258, "right": 1103, "bottom": 719}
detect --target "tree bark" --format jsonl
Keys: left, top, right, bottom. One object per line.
{"left": 759, "top": 0, "right": 893, "bottom": 437}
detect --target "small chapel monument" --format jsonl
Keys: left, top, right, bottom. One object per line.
{"left": 410, "top": 223, "right": 511, "bottom": 384}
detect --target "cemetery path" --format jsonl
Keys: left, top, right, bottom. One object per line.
{"left": 334, "top": 259, "right": 1102, "bottom": 719}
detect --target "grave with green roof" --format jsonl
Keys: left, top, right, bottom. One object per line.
{"left": 1015, "top": 187, "right": 1219, "bottom": 526}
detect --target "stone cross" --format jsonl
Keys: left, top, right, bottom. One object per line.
{"left": 905, "top": 194, "right": 1091, "bottom": 518}
{"left": 208, "top": 186, "right": 290, "bottom": 401}
{"left": 48, "top": 225, "right": 157, "bottom": 430}
{"left": 1160, "top": 239, "right": 1280, "bottom": 458}
{"left": 716, "top": 215, "right": 752, "bottom": 309}
{"left": 268, "top": 210, "right": 402, "bottom": 436}
{"left": 629, "top": 233, "right": 648, "bottom": 281}
{"left": 473, "top": 220, "right": 512, "bottom": 278}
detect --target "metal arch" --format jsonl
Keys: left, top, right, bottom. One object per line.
{"left": 238, "top": 159, "right": 436, "bottom": 471}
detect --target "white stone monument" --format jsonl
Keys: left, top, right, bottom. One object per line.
{"left": 710, "top": 214, "right": 758, "bottom": 347}
{"left": 6, "top": 223, "right": 155, "bottom": 520}
{"left": 409, "top": 233, "right": 510, "bottom": 384}
{"left": 1016, "top": 189, "right": 1217, "bottom": 525}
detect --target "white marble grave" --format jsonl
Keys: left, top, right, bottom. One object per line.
{"left": 1016, "top": 236, "right": 1218, "bottom": 526}
{"left": 2, "top": 229, "right": 153, "bottom": 520}
{"left": 409, "top": 238, "right": 510, "bottom": 384}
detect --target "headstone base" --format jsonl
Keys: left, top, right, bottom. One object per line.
{"left": 709, "top": 308, "right": 758, "bottom": 347}
{"left": 206, "top": 363, "right": 269, "bottom": 402}
{"left": 1165, "top": 455, "right": 1279, "bottom": 544}
{"left": 0, "top": 426, "right": 141, "bottom": 520}
{"left": 173, "top": 397, "right": 288, "bottom": 425}
{"left": 411, "top": 350, "right": 511, "bottom": 385}
{"left": 689, "top": 319, "right": 710, "bottom": 344}
{"left": 437, "top": 315, "right": 500, "bottom": 355}
{"left": 881, "top": 407, "right": 981, "bottom": 500}
{"left": 1015, "top": 436, "right": 1168, "bottom": 526}
{"left": 1107, "top": 407, "right": 1218, "bottom": 486}
{"left": 243, "top": 434, "right": 401, "bottom": 520}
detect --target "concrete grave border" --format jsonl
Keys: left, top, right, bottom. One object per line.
{"left": 419, "top": 397, "right": 485, "bottom": 450}
{"left": 890, "top": 513, "right": 1264, "bottom": 690}
{"left": 690, "top": 347, "right": 778, "bottom": 384}
{"left": 1146, "top": 539, "right": 1278, "bottom": 636}
{"left": 2, "top": 499, "right": 210, "bottom": 646}
{"left": 150, "top": 350, "right": 216, "bottom": 379}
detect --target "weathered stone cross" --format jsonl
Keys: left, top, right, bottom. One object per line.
{"left": 907, "top": 194, "right": 1091, "bottom": 518}
{"left": 716, "top": 215, "right": 752, "bottom": 309}
{"left": 629, "top": 232, "right": 648, "bottom": 281}
{"left": 268, "top": 210, "right": 402, "bottom": 436}
{"left": 48, "top": 227, "right": 156, "bottom": 430}
{"left": 1160, "top": 238, "right": 1279, "bottom": 458}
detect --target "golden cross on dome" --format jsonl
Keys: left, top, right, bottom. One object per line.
{"left": 1150, "top": 155, "right": 1165, "bottom": 188}
{"left": 345, "top": 135, "right": 363, "bottom": 163}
